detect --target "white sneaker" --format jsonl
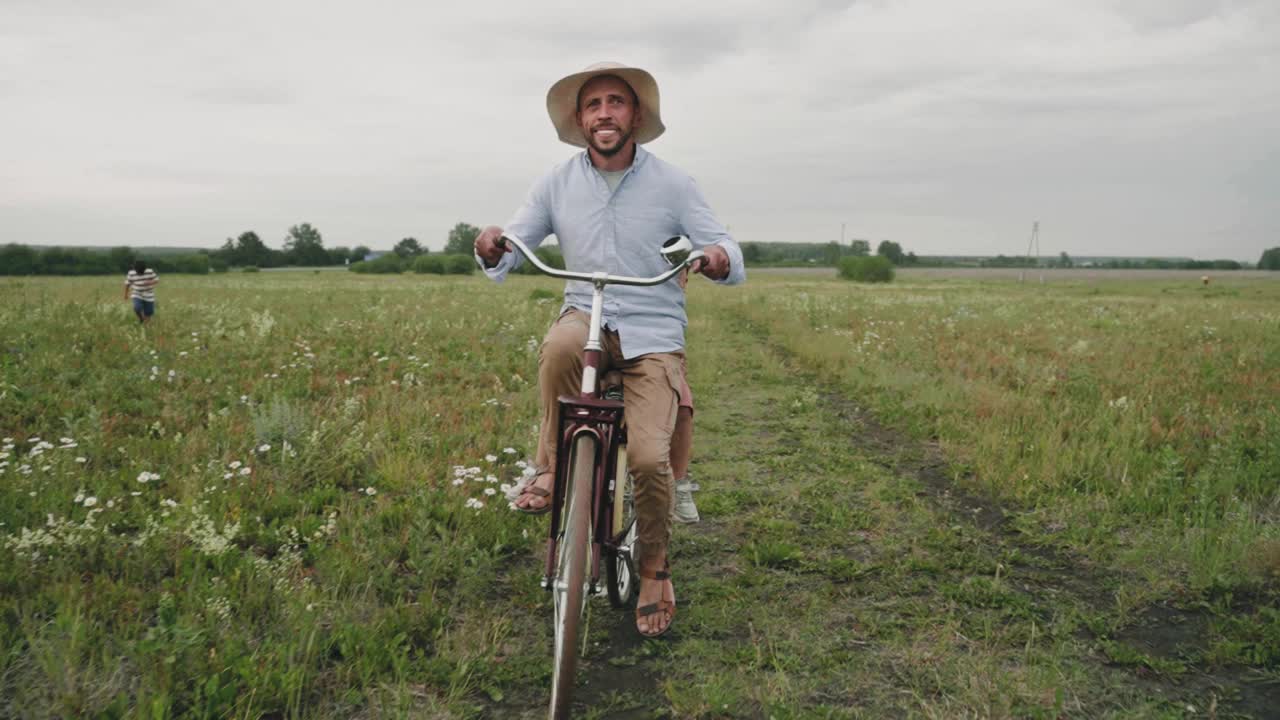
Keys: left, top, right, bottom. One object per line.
{"left": 672, "top": 477, "right": 700, "bottom": 524}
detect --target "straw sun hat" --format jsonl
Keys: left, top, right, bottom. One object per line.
{"left": 545, "top": 61, "right": 666, "bottom": 148}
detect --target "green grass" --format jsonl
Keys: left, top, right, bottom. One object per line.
{"left": 2, "top": 271, "right": 1278, "bottom": 718}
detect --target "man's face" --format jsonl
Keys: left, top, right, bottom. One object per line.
{"left": 576, "top": 75, "right": 642, "bottom": 158}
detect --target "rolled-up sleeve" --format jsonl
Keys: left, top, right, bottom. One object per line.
{"left": 678, "top": 176, "right": 745, "bottom": 285}
{"left": 478, "top": 173, "right": 555, "bottom": 283}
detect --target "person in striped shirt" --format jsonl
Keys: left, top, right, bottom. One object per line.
{"left": 124, "top": 260, "right": 159, "bottom": 324}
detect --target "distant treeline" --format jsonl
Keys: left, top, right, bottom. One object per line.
{"left": 737, "top": 242, "right": 1261, "bottom": 270}
{"left": 4, "top": 235, "right": 1271, "bottom": 276}
{"left": 349, "top": 246, "right": 566, "bottom": 275}
{"left": 742, "top": 240, "right": 918, "bottom": 266}
{"left": 977, "top": 254, "right": 1249, "bottom": 270}
{"left": 0, "top": 244, "right": 211, "bottom": 276}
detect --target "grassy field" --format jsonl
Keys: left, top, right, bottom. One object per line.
{"left": 1, "top": 271, "right": 1278, "bottom": 718}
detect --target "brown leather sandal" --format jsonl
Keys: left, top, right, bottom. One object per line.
{"left": 635, "top": 563, "right": 676, "bottom": 638}
{"left": 514, "top": 474, "right": 553, "bottom": 515}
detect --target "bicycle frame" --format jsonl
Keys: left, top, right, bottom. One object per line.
{"left": 493, "top": 234, "right": 701, "bottom": 593}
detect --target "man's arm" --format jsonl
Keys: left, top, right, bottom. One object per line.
{"left": 678, "top": 176, "right": 745, "bottom": 285}
{"left": 474, "top": 173, "right": 555, "bottom": 282}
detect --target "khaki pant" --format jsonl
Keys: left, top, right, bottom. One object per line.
{"left": 535, "top": 309, "right": 683, "bottom": 566}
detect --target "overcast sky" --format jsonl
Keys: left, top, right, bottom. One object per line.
{"left": 2, "top": 0, "right": 1277, "bottom": 259}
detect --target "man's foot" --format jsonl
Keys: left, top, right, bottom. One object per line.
{"left": 672, "top": 477, "right": 700, "bottom": 524}
{"left": 636, "top": 562, "right": 676, "bottom": 637}
{"left": 513, "top": 472, "right": 554, "bottom": 514}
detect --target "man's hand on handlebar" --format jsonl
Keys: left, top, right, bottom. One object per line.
{"left": 692, "top": 244, "right": 730, "bottom": 281}
{"left": 474, "top": 225, "right": 510, "bottom": 269}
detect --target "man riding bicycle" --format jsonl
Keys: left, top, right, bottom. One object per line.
{"left": 475, "top": 61, "right": 744, "bottom": 637}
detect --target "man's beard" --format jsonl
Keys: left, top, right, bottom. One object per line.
{"left": 587, "top": 124, "right": 633, "bottom": 157}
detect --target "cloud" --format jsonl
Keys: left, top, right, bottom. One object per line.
{"left": 1, "top": 0, "right": 1276, "bottom": 259}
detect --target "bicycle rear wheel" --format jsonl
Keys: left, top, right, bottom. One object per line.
{"left": 606, "top": 443, "right": 638, "bottom": 608}
{"left": 550, "top": 433, "right": 595, "bottom": 719}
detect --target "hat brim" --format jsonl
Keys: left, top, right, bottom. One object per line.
{"left": 546, "top": 65, "right": 665, "bottom": 148}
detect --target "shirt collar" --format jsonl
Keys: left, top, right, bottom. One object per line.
{"left": 578, "top": 143, "right": 650, "bottom": 173}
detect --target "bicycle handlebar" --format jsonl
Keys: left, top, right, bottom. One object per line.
{"left": 495, "top": 234, "right": 704, "bottom": 287}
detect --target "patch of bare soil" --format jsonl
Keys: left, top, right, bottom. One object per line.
{"left": 1108, "top": 601, "right": 1280, "bottom": 720}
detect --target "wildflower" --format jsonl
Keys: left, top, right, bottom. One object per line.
{"left": 485, "top": 454, "right": 498, "bottom": 463}
{"left": 223, "top": 472, "right": 233, "bottom": 479}
{"left": 465, "top": 498, "right": 485, "bottom": 510}
{"left": 228, "top": 461, "right": 242, "bottom": 470}
{"left": 365, "top": 486, "right": 377, "bottom": 495}
{"left": 60, "top": 437, "right": 74, "bottom": 444}
{"left": 75, "top": 457, "right": 86, "bottom": 463}
{"left": 137, "top": 471, "right": 160, "bottom": 483}
{"left": 258, "top": 444, "right": 271, "bottom": 453}
{"left": 60, "top": 442, "right": 78, "bottom": 449}
{"left": 74, "top": 492, "right": 85, "bottom": 503}
{"left": 484, "top": 488, "right": 496, "bottom": 496}
{"left": 515, "top": 460, "right": 528, "bottom": 469}
{"left": 452, "top": 478, "right": 464, "bottom": 486}
{"left": 131, "top": 491, "right": 142, "bottom": 497}
{"left": 29, "top": 437, "right": 41, "bottom": 443}
{"left": 239, "top": 467, "right": 251, "bottom": 476}
{"left": 503, "top": 447, "right": 517, "bottom": 455}
{"left": 106, "top": 500, "right": 115, "bottom": 508}
{"left": 83, "top": 496, "right": 97, "bottom": 507}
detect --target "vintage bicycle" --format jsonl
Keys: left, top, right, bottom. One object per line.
{"left": 494, "top": 233, "right": 702, "bottom": 719}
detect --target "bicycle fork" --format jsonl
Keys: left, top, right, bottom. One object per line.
{"left": 540, "top": 397, "right": 624, "bottom": 592}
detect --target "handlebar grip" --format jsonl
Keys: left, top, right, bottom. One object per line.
{"left": 495, "top": 235, "right": 509, "bottom": 250}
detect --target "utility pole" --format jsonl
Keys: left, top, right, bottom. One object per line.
{"left": 1020, "top": 221, "right": 1042, "bottom": 284}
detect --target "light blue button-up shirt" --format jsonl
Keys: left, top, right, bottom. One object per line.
{"left": 481, "top": 145, "right": 745, "bottom": 359}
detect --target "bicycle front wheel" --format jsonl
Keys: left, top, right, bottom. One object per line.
{"left": 550, "top": 432, "right": 595, "bottom": 719}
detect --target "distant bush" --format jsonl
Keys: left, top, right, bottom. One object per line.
{"left": 350, "top": 255, "right": 406, "bottom": 274}
{"left": 839, "top": 256, "right": 894, "bottom": 283}
{"left": 412, "top": 255, "right": 445, "bottom": 274}
{"left": 443, "top": 254, "right": 476, "bottom": 275}
{"left": 154, "top": 254, "right": 210, "bottom": 274}
{"left": 410, "top": 254, "right": 473, "bottom": 275}
{"left": 242, "top": 266, "right": 260, "bottom": 273}
{"left": 514, "top": 246, "right": 566, "bottom": 275}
